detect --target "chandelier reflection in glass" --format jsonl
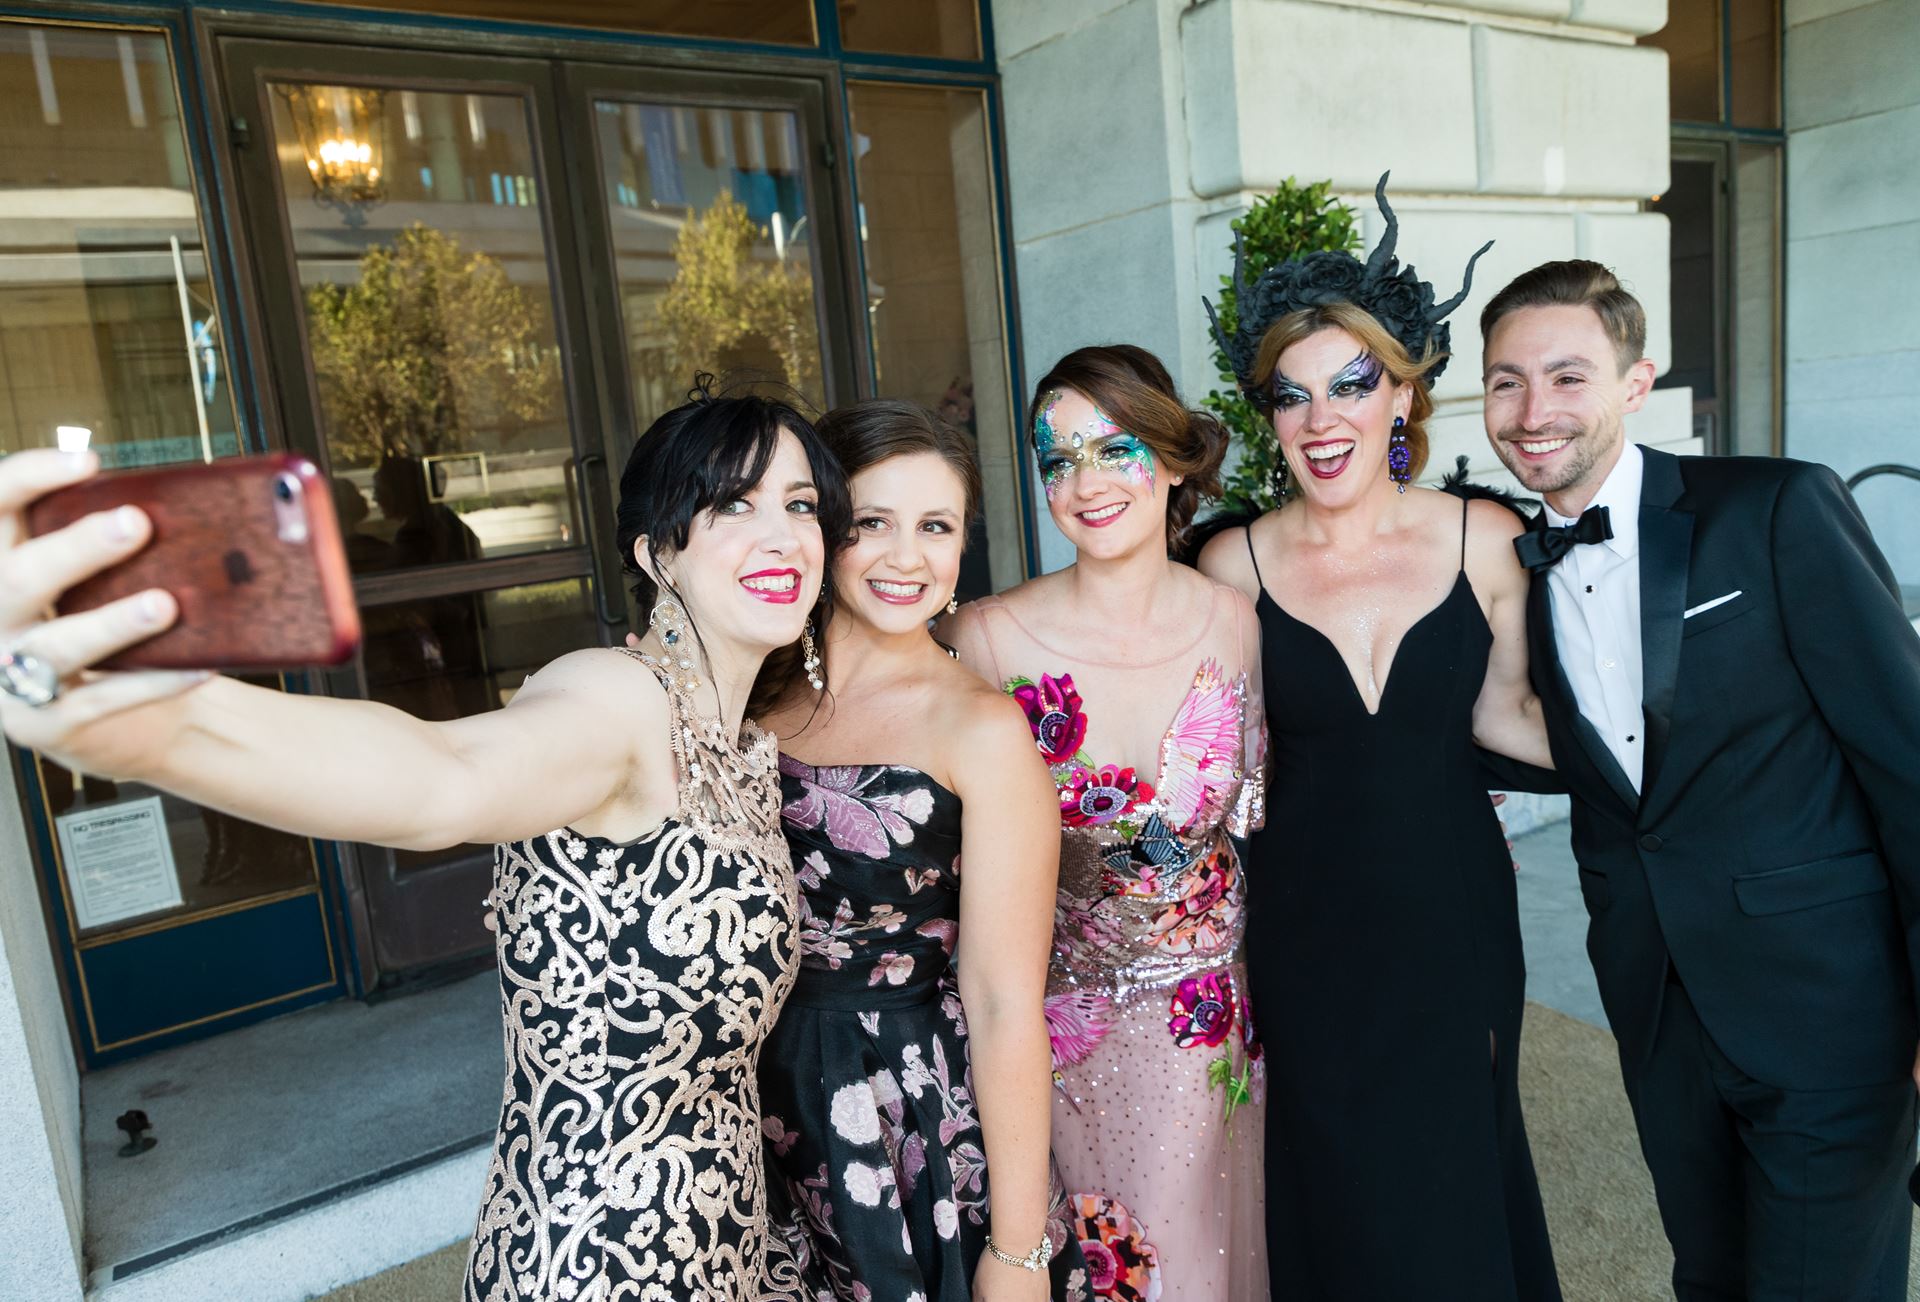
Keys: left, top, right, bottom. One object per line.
{"left": 274, "top": 83, "right": 389, "bottom": 225}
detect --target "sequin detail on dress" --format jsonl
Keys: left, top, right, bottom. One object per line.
{"left": 1008, "top": 656, "right": 1269, "bottom": 1300}
{"left": 465, "top": 651, "right": 801, "bottom": 1301}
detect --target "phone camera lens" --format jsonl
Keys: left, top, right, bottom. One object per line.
{"left": 273, "top": 475, "right": 296, "bottom": 503}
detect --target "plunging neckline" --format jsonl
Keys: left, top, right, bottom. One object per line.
{"left": 1256, "top": 572, "right": 1483, "bottom": 718}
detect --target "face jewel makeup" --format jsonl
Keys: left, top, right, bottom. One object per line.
{"left": 1034, "top": 390, "right": 1157, "bottom": 500}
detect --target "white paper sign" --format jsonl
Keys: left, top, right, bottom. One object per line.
{"left": 55, "top": 796, "right": 184, "bottom": 930}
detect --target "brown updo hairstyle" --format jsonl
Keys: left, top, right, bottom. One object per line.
{"left": 1029, "top": 345, "right": 1228, "bottom": 550}
{"left": 1250, "top": 301, "right": 1442, "bottom": 484}
{"left": 815, "top": 399, "right": 984, "bottom": 535}
{"left": 748, "top": 399, "right": 982, "bottom": 719}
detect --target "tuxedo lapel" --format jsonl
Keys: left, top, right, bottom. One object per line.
{"left": 1637, "top": 448, "right": 1694, "bottom": 803}
{"left": 1526, "top": 534, "right": 1640, "bottom": 815}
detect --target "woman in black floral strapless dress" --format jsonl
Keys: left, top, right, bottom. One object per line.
{"left": 755, "top": 401, "right": 1085, "bottom": 1301}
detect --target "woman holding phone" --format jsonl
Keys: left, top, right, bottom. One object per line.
{"left": 0, "top": 388, "right": 850, "bottom": 1302}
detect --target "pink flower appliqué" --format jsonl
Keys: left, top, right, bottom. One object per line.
{"left": 1010, "top": 673, "right": 1088, "bottom": 766}
{"left": 1044, "top": 990, "right": 1115, "bottom": 1071}
{"left": 1148, "top": 849, "right": 1240, "bottom": 954}
{"left": 1060, "top": 764, "right": 1155, "bottom": 827}
{"left": 1168, "top": 971, "right": 1235, "bottom": 1049}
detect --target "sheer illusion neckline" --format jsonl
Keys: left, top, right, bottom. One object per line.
{"left": 976, "top": 588, "right": 1221, "bottom": 668}
{"left": 1256, "top": 573, "right": 1482, "bottom": 718}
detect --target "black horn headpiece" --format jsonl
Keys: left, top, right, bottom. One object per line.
{"left": 1204, "top": 172, "right": 1492, "bottom": 389}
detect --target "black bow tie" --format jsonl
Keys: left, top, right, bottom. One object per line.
{"left": 1514, "top": 506, "right": 1613, "bottom": 572}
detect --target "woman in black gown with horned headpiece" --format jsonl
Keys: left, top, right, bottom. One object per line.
{"left": 1198, "top": 176, "right": 1564, "bottom": 1301}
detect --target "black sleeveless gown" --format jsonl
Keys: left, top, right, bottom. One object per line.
{"left": 1244, "top": 511, "right": 1562, "bottom": 1301}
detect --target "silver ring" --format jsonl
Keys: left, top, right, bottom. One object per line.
{"left": 0, "top": 646, "right": 60, "bottom": 708}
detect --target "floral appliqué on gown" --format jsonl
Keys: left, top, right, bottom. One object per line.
{"left": 1009, "top": 658, "right": 1268, "bottom": 1302}
{"left": 760, "top": 757, "right": 1090, "bottom": 1302}
{"left": 466, "top": 652, "right": 802, "bottom": 1301}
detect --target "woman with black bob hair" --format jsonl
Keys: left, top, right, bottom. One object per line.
{"left": 0, "top": 383, "right": 851, "bottom": 1300}
{"left": 748, "top": 399, "right": 1089, "bottom": 1300}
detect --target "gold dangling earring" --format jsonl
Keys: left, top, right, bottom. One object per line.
{"left": 802, "top": 618, "right": 824, "bottom": 692}
{"left": 648, "top": 594, "right": 701, "bottom": 695}
{"left": 945, "top": 592, "right": 959, "bottom": 616}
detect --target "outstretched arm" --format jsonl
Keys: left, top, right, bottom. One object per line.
{"left": 0, "top": 450, "right": 658, "bottom": 852}
{"left": 953, "top": 693, "right": 1060, "bottom": 1298}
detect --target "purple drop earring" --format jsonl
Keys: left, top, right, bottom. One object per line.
{"left": 1387, "top": 416, "right": 1411, "bottom": 494}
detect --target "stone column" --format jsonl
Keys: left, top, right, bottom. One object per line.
{"left": 0, "top": 756, "right": 86, "bottom": 1298}
{"left": 1000, "top": 0, "right": 1691, "bottom": 571}
{"left": 1783, "top": 0, "right": 1920, "bottom": 581}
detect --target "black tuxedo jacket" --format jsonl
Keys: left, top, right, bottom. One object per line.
{"left": 1526, "top": 446, "right": 1920, "bottom": 1091}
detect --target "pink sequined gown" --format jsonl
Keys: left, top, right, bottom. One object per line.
{"left": 962, "top": 589, "right": 1268, "bottom": 1302}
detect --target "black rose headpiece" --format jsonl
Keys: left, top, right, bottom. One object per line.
{"left": 1205, "top": 172, "right": 1492, "bottom": 390}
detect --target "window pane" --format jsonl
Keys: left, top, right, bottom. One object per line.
{"left": 847, "top": 83, "right": 1016, "bottom": 593}
{"left": 322, "top": 0, "right": 814, "bottom": 45}
{"left": 1731, "top": 144, "right": 1780, "bottom": 457}
{"left": 369, "top": 576, "right": 600, "bottom": 872}
{"left": 1728, "top": 1, "right": 1779, "bottom": 129}
{"left": 0, "top": 24, "right": 241, "bottom": 463}
{"left": 838, "top": 0, "right": 980, "bottom": 60}
{"left": 1643, "top": 0, "right": 1722, "bottom": 123}
{"left": 1651, "top": 156, "right": 1721, "bottom": 447}
{"left": 38, "top": 677, "right": 319, "bottom": 941}
{"left": 266, "top": 83, "right": 577, "bottom": 572}
{"left": 590, "top": 100, "right": 827, "bottom": 423}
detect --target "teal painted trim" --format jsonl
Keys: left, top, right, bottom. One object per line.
{"left": 119, "top": 0, "right": 1000, "bottom": 73}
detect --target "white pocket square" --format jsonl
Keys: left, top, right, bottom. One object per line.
{"left": 1684, "top": 590, "right": 1743, "bottom": 619}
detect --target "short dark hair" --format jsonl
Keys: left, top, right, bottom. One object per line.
{"left": 815, "top": 400, "right": 984, "bottom": 537}
{"left": 614, "top": 380, "right": 852, "bottom": 622}
{"left": 1479, "top": 259, "right": 1647, "bottom": 373}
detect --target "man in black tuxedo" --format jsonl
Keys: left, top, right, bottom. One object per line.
{"left": 1480, "top": 260, "right": 1920, "bottom": 1300}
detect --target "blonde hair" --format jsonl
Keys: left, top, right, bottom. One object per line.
{"left": 1250, "top": 301, "right": 1441, "bottom": 483}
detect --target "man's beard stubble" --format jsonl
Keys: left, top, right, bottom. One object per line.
{"left": 1492, "top": 419, "right": 1620, "bottom": 498}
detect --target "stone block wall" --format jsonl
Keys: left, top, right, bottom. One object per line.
{"left": 1001, "top": 0, "right": 1692, "bottom": 572}
{"left": 1783, "top": 0, "right": 1920, "bottom": 585}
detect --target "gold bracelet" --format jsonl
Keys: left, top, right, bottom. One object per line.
{"left": 983, "top": 1232, "right": 1053, "bottom": 1272}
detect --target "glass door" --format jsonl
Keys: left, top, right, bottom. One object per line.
{"left": 219, "top": 39, "right": 852, "bottom": 987}
{"left": 558, "top": 62, "right": 853, "bottom": 437}
{"left": 1, "top": 19, "right": 346, "bottom": 1065}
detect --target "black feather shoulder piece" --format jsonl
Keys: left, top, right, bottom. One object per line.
{"left": 1438, "top": 454, "right": 1539, "bottom": 524}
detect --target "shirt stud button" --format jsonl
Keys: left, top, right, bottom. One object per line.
{"left": 1585, "top": 585, "right": 1594, "bottom": 594}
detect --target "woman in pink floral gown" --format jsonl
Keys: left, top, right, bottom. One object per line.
{"left": 946, "top": 347, "right": 1269, "bottom": 1301}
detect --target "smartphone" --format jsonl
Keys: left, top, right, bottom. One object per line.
{"left": 26, "top": 454, "right": 361, "bottom": 670}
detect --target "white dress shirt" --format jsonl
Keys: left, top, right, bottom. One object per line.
{"left": 1544, "top": 442, "right": 1646, "bottom": 793}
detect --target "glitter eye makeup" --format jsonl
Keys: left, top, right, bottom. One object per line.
{"left": 1328, "top": 352, "right": 1384, "bottom": 400}
{"left": 1268, "top": 373, "right": 1312, "bottom": 411}
{"left": 1032, "top": 391, "right": 1157, "bottom": 499}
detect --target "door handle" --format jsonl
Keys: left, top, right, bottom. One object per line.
{"left": 576, "top": 452, "right": 628, "bottom": 629}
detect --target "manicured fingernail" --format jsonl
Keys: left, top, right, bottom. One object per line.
{"left": 138, "top": 591, "right": 169, "bottom": 624}
{"left": 111, "top": 507, "right": 142, "bottom": 541}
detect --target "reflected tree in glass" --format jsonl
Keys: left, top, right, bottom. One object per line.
{"left": 304, "top": 223, "right": 560, "bottom": 464}
{"left": 654, "top": 191, "right": 818, "bottom": 399}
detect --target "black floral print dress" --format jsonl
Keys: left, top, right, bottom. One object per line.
{"left": 760, "top": 757, "right": 1090, "bottom": 1301}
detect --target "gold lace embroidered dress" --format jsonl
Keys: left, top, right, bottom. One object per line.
{"left": 466, "top": 653, "right": 801, "bottom": 1300}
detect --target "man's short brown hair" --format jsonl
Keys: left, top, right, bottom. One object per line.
{"left": 1479, "top": 259, "right": 1646, "bottom": 373}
